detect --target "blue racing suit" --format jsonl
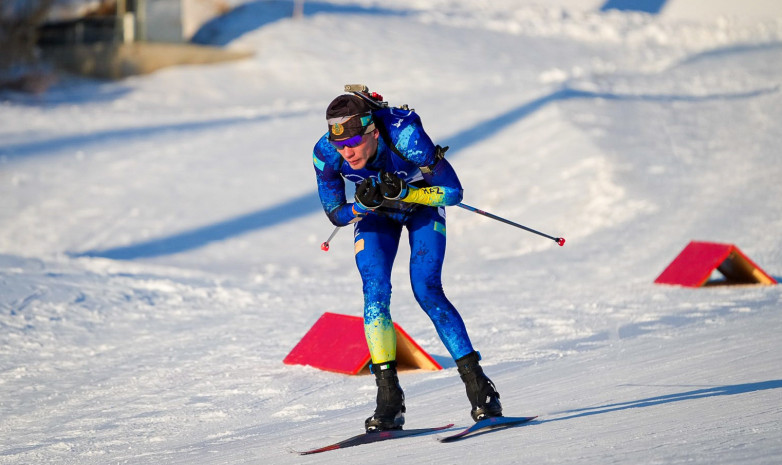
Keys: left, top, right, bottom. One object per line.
{"left": 312, "top": 106, "right": 475, "bottom": 364}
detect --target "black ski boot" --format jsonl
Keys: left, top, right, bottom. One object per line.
{"left": 365, "top": 361, "right": 406, "bottom": 432}
{"left": 456, "top": 351, "right": 503, "bottom": 422}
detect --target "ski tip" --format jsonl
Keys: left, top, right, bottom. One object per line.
{"left": 297, "top": 444, "right": 340, "bottom": 455}
{"left": 438, "top": 416, "right": 538, "bottom": 443}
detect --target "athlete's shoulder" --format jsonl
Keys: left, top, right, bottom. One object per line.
{"left": 313, "top": 134, "right": 342, "bottom": 173}
{"left": 374, "top": 108, "right": 435, "bottom": 166}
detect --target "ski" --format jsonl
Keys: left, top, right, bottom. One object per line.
{"left": 438, "top": 416, "right": 538, "bottom": 443}
{"left": 295, "top": 423, "right": 455, "bottom": 455}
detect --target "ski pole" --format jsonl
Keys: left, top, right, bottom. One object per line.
{"left": 457, "top": 203, "right": 565, "bottom": 246}
{"left": 320, "top": 226, "right": 341, "bottom": 251}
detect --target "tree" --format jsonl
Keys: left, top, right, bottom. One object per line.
{"left": 0, "top": 0, "right": 55, "bottom": 93}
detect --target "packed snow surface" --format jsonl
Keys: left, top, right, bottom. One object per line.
{"left": 2, "top": 1, "right": 782, "bottom": 464}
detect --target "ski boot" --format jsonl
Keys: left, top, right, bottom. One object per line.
{"left": 456, "top": 351, "right": 503, "bottom": 422}
{"left": 365, "top": 361, "right": 406, "bottom": 432}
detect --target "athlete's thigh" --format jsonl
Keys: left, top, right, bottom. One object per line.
{"left": 406, "top": 206, "right": 447, "bottom": 281}
{"left": 354, "top": 214, "right": 403, "bottom": 286}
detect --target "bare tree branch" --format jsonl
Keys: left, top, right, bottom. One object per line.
{"left": 1, "top": 0, "right": 55, "bottom": 70}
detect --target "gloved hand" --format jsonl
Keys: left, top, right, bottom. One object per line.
{"left": 379, "top": 171, "right": 409, "bottom": 200}
{"left": 355, "top": 177, "right": 384, "bottom": 212}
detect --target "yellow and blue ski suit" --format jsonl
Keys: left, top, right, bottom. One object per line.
{"left": 312, "top": 106, "right": 475, "bottom": 364}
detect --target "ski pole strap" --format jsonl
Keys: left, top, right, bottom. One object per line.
{"left": 419, "top": 145, "right": 448, "bottom": 174}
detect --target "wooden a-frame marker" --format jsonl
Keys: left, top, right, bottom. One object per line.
{"left": 654, "top": 241, "right": 777, "bottom": 287}
{"left": 283, "top": 312, "right": 442, "bottom": 375}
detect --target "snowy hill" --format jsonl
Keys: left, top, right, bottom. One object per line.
{"left": 2, "top": 1, "right": 782, "bottom": 464}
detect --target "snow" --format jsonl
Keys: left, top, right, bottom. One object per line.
{"left": 2, "top": 1, "right": 782, "bottom": 463}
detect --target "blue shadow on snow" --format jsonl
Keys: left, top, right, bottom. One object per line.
{"left": 82, "top": 192, "right": 323, "bottom": 260}
{"left": 0, "top": 110, "right": 306, "bottom": 162}
{"left": 192, "top": 0, "right": 410, "bottom": 46}
{"left": 600, "top": 0, "right": 667, "bottom": 14}
{"left": 544, "top": 380, "right": 782, "bottom": 423}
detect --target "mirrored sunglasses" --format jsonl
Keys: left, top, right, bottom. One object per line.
{"left": 330, "top": 133, "right": 365, "bottom": 150}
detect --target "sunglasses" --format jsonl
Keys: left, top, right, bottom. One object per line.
{"left": 330, "top": 133, "right": 366, "bottom": 150}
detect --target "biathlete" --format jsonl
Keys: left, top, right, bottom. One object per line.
{"left": 312, "top": 90, "right": 502, "bottom": 432}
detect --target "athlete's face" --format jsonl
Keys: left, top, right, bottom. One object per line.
{"left": 336, "top": 130, "right": 379, "bottom": 170}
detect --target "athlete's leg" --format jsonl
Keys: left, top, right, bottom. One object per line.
{"left": 354, "top": 214, "right": 406, "bottom": 431}
{"left": 407, "top": 207, "right": 502, "bottom": 421}
{"left": 406, "top": 206, "right": 475, "bottom": 360}
{"left": 354, "top": 214, "right": 403, "bottom": 363}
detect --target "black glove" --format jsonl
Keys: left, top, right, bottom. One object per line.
{"left": 355, "top": 177, "right": 384, "bottom": 210}
{"left": 379, "top": 171, "right": 409, "bottom": 200}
